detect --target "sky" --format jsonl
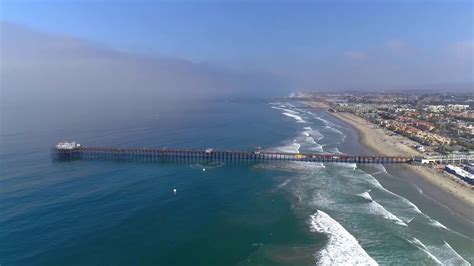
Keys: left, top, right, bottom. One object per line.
{"left": 1, "top": 1, "right": 473, "bottom": 132}
{"left": 2, "top": 1, "right": 473, "bottom": 62}
{"left": 2, "top": 1, "right": 473, "bottom": 87}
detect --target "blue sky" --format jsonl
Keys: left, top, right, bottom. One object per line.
{"left": 1, "top": 0, "right": 473, "bottom": 92}
{"left": 2, "top": 1, "right": 472, "bottom": 66}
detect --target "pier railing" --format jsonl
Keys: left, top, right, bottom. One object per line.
{"left": 51, "top": 146, "right": 412, "bottom": 164}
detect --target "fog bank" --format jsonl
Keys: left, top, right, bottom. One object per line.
{"left": 1, "top": 23, "right": 287, "bottom": 133}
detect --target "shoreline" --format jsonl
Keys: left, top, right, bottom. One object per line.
{"left": 304, "top": 101, "right": 474, "bottom": 222}
{"left": 331, "top": 111, "right": 473, "bottom": 206}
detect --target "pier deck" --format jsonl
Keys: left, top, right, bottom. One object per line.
{"left": 52, "top": 146, "right": 412, "bottom": 164}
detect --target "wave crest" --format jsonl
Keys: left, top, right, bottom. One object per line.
{"left": 310, "top": 210, "right": 378, "bottom": 266}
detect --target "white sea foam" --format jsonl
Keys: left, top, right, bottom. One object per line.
{"left": 355, "top": 190, "right": 407, "bottom": 226}
{"left": 313, "top": 116, "right": 332, "bottom": 125}
{"left": 293, "top": 142, "right": 302, "bottom": 153}
{"left": 282, "top": 112, "right": 306, "bottom": 123}
{"left": 371, "top": 170, "right": 387, "bottom": 175}
{"left": 324, "top": 125, "right": 345, "bottom": 136}
{"left": 271, "top": 105, "right": 300, "bottom": 115}
{"left": 305, "top": 128, "right": 324, "bottom": 141}
{"left": 367, "top": 197, "right": 407, "bottom": 226}
{"left": 302, "top": 135, "right": 317, "bottom": 144}
{"left": 313, "top": 132, "right": 324, "bottom": 141}
{"left": 312, "top": 114, "right": 346, "bottom": 129}
{"left": 323, "top": 146, "right": 342, "bottom": 154}
{"left": 269, "top": 103, "right": 287, "bottom": 110}
{"left": 299, "top": 127, "right": 325, "bottom": 152}
{"left": 426, "top": 242, "right": 471, "bottom": 266}
{"left": 414, "top": 185, "right": 423, "bottom": 194}
{"left": 429, "top": 219, "right": 448, "bottom": 230}
{"left": 271, "top": 106, "right": 285, "bottom": 111}
{"left": 309, "top": 210, "right": 378, "bottom": 266}
{"left": 371, "top": 164, "right": 389, "bottom": 175}
{"left": 407, "top": 238, "right": 443, "bottom": 265}
{"left": 363, "top": 173, "right": 422, "bottom": 215}
{"left": 262, "top": 161, "right": 326, "bottom": 174}
{"left": 357, "top": 170, "right": 469, "bottom": 239}
{"left": 357, "top": 191, "right": 373, "bottom": 201}
{"left": 274, "top": 140, "right": 301, "bottom": 153}
{"left": 190, "top": 162, "right": 226, "bottom": 170}
{"left": 309, "top": 114, "right": 346, "bottom": 142}
{"left": 295, "top": 189, "right": 303, "bottom": 202}
{"left": 332, "top": 162, "right": 357, "bottom": 170}
{"left": 277, "top": 178, "right": 292, "bottom": 188}
{"left": 309, "top": 145, "right": 324, "bottom": 152}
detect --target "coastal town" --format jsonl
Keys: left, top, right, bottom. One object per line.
{"left": 295, "top": 91, "right": 473, "bottom": 201}
{"left": 324, "top": 92, "right": 473, "bottom": 152}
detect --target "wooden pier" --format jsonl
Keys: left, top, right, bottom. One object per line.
{"left": 51, "top": 146, "right": 412, "bottom": 164}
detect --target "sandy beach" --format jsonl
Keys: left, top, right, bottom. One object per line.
{"left": 304, "top": 101, "right": 474, "bottom": 209}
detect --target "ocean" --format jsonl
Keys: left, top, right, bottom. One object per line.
{"left": 1, "top": 99, "right": 473, "bottom": 265}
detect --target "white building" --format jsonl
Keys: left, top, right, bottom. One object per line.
{"left": 56, "top": 141, "right": 80, "bottom": 150}
{"left": 447, "top": 104, "right": 469, "bottom": 112}
{"left": 426, "top": 105, "right": 446, "bottom": 113}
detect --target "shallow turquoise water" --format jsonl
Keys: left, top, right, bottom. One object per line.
{"left": 1, "top": 100, "right": 473, "bottom": 265}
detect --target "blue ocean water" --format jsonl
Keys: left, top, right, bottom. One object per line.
{"left": 1, "top": 100, "right": 473, "bottom": 265}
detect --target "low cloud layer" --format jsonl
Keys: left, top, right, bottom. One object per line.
{"left": 1, "top": 23, "right": 287, "bottom": 132}
{"left": 1, "top": 22, "right": 472, "bottom": 133}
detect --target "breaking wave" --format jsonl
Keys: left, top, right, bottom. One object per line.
{"left": 429, "top": 219, "right": 448, "bottom": 230}
{"left": 357, "top": 191, "right": 373, "bottom": 202}
{"left": 414, "top": 184, "right": 423, "bottom": 194}
{"left": 310, "top": 210, "right": 378, "bottom": 266}
{"left": 324, "top": 125, "right": 345, "bottom": 136}
{"left": 277, "top": 178, "right": 292, "bottom": 188}
{"left": 362, "top": 191, "right": 407, "bottom": 226}
{"left": 426, "top": 242, "right": 471, "bottom": 266}
{"left": 282, "top": 112, "right": 306, "bottom": 123}
{"left": 361, "top": 172, "right": 422, "bottom": 215}
{"left": 302, "top": 126, "right": 324, "bottom": 141}
{"left": 260, "top": 161, "right": 326, "bottom": 173}
{"left": 407, "top": 238, "right": 443, "bottom": 265}
{"left": 190, "top": 162, "right": 226, "bottom": 170}
{"left": 271, "top": 106, "right": 300, "bottom": 115}
{"left": 332, "top": 162, "right": 357, "bottom": 170}
{"left": 275, "top": 140, "right": 301, "bottom": 153}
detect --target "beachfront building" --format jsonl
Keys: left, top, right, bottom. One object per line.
{"left": 447, "top": 104, "right": 470, "bottom": 112}
{"left": 425, "top": 105, "right": 446, "bottom": 113}
{"left": 444, "top": 164, "right": 474, "bottom": 185}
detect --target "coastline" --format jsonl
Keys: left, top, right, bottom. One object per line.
{"left": 304, "top": 101, "right": 474, "bottom": 221}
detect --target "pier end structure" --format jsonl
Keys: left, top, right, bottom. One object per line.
{"left": 51, "top": 141, "right": 83, "bottom": 160}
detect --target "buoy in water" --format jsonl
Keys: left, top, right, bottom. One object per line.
{"left": 173, "top": 188, "right": 177, "bottom": 194}
{"left": 202, "top": 168, "right": 206, "bottom": 172}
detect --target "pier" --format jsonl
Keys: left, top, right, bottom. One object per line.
{"left": 52, "top": 142, "right": 413, "bottom": 164}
